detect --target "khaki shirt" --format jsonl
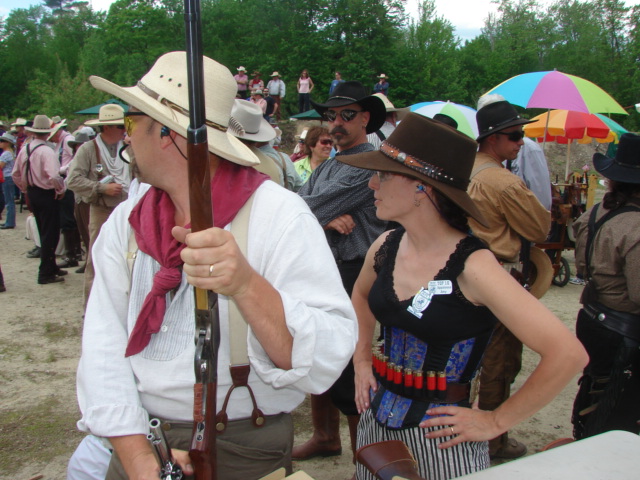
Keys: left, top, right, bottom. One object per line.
{"left": 468, "top": 152, "right": 550, "bottom": 262}
{"left": 574, "top": 198, "right": 640, "bottom": 315}
{"left": 67, "top": 138, "right": 128, "bottom": 207}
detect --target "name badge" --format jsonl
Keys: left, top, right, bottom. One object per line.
{"left": 407, "top": 287, "right": 433, "bottom": 319}
{"left": 428, "top": 280, "right": 453, "bottom": 295}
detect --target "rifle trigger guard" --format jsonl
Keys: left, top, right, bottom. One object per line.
{"left": 215, "top": 364, "right": 265, "bottom": 433}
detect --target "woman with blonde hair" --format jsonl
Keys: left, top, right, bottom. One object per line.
{"left": 340, "top": 113, "right": 587, "bottom": 479}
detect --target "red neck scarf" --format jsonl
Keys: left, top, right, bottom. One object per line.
{"left": 125, "top": 160, "right": 268, "bottom": 357}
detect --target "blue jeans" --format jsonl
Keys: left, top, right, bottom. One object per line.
{"left": 2, "top": 176, "right": 15, "bottom": 227}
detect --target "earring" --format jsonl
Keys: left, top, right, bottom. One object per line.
{"left": 416, "top": 184, "right": 426, "bottom": 193}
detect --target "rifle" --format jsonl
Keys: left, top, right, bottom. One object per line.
{"left": 183, "top": 0, "right": 220, "bottom": 478}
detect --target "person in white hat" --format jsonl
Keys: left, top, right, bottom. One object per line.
{"left": 234, "top": 65, "right": 249, "bottom": 99}
{"left": 366, "top": 93, "right": 408, "bottom": 150}
{"left": 66, "top": 103, "right": 130, "bottom": 304}
{"left": 230, "top": 100, "right": 302, "bottom": 191}
{"left": 11, "top": 115, "right": 67, "bottom": 284}
{"left": 10, "top": 117, "right": 28, "bottom": 153}
{"left": 249, "top": 88, "right": 267, "bottom": 113}
{"left": 373, "top": 73, "right": 389, "bottom": 96}
{"left": 266, "top": 71, "right": 286, "bottom": 121}
{"left": 74, "top": 51, "right": 355, "bottom": 480}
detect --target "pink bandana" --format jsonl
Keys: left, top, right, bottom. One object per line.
{"left": 125, "top": 160, "right": 268, "bottom": 357}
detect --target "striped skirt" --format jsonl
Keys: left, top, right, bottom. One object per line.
{"left": 356, "top": 409, "right": 490, "bottom": 480}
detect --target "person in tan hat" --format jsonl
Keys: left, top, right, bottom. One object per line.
{"left": 266, "top": 71, "right": 286, "bottom": 121}
{"left": 470, "top": 94, "right": 552, "bottom": 460}
{"left": 75, "top": 51, "right": 356, "bottom": 480}
{"left": 11, "top": 115, "right": 67, "bottom": 284}
{"left": 366, "top": 92, "right": 408, "bottom": 150}
{"left": 338, "top": 112, "right": 586, "bottom": 479}
{"left": 66, "top": 104, "right": 130, "bottom": 304}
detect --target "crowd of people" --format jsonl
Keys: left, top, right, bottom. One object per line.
{"left": 2, "top": 51, "right": 639, "bottom": 480}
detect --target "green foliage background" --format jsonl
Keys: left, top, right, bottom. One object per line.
{"left": 1, "top": 0, "right": 639, "bottom": 129}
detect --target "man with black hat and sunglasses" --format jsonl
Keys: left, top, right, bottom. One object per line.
{"left": 469, "top": 95, "right": 551, "bottom": 460}
{"left": 295, "top": 81, "right": 387, "bottom": 465}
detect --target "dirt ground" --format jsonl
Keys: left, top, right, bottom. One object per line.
{"left": 0, "top": 139, "right": 601, "bottom": 480}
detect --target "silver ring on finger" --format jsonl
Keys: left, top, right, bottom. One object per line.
{"left": 208, "top": 264, "right": 215, "bottom": 277}
{"left": 450, "top": 426, "right": 455, "bottom": 436}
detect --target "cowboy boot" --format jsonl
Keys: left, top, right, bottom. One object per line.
{"left": 292, "top": 392, "right": 342, "bottom": 460}
{"left": 347, "top": 414, "right": 360, "bottom": 465}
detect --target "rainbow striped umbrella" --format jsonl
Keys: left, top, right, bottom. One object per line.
{"left": 409, "top": 101, "right": 478, "bottom": 139}
{"left": 485, "top": 70, "right": 627, "bottom": 115}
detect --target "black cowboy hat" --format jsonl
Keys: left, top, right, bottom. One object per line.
{"left": 476, "top": 101, "right": 533, "bottom": 141}
{"left": 593, "top": 133, "right": 640, "bottom": 184}
{"left": 337, "top": 112, "right": 488, "bottom": 227}
{"left": 311, "top": 81, "right": 386, "bottom": 134}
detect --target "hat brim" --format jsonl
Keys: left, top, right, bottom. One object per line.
{"left": 476, "top": 117, "right": 534, "bottom": 142}
{"left": 310, "top": 96, "right": 386, "bottom": 134}
{"left": 25, "top": 126, "right": 54, "bottom": 133}
{"left": 89, "top": 76, "right": 259, "bottom": 167}
{"left": 0, "top": 138, "right": 16, "bottom": 145}
{"left": 337, "top": 149, "right": 489, "bottom": 228}
{"left": 84, "top": 118, "right": 124, "bottom": 126}
{"left": 593, "top": 152, "right": 640, "bottom": 184}
{"left": 234, "top": 117, "right": 276, "bottom": 143}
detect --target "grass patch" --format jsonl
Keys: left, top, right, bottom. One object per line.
{"left": 0, "top": 398, "right": 84, "bottom": 477}
{"left": 43, "top": 322, "right": 79, "bottom": 342}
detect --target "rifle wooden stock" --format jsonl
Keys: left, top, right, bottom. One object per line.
{"left": 183, "top": 0, "right": 219, "bottom": 478}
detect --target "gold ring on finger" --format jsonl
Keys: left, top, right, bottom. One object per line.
{"left": 450, "top": 426, "right": 455, "bottom": 436}
{"left": 208, "top": 264, "right": 215, "bottom": 277}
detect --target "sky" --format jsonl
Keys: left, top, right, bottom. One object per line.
{"left": 2, "top": 0, "right": 640, "bottom": 41}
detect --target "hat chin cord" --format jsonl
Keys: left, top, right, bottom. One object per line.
{"left": 167, "top": 130, "right": 188, "bottom": 161}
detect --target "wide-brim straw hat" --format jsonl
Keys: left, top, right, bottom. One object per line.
{"left": 476, "top": 100, "right": 533, "bottom": 141}
{"left": 0, "top": 132, "right": 16, "bottom": 145}
{"left": 528, "top": 246, "right": 554, "bottom": 299}
{"left": 11, "top": 118, "right": 27, "bottom": 127}
{"left": 237, "top": 66, "right": 246, "bottom": 72}
{"left": 25, "top": 115, "right": 54, "bottom": 133}
{"left": 48, "top": 118, "right": 68, "bottom": 140}
{"left": 89, "top": 51, "right": 258, "bottom": 166}
{"left": 372, "top": 93, "right": 409, "bottom": 120}
{"left": 593, "top": 132, "right": 640, "bottom": 184}
{"left": 378, "top": 74, "right": 388, "bottom": 79}
{"left": 336, "top": 112, "right": 488, "bottom": 227}
{"left": 311, "top": 81, "right": 386, "bottom": 134}
{"left": 85, "top": 104, "right": 125, "bottom": 126}
{"left": 229, "top": 100, "right": 275, "bottom": 143}
{"left": 270, "top": 72, "right": 280, "bottom": 77}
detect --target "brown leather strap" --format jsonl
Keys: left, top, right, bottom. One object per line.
{"left": 215, "top": 365, "right": 265, "bottom": 433}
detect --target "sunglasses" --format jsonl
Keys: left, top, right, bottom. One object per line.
{"left": 495, "top": 130, "right": 525, "bottom": 142}
{"left": 124, "top": 111, "right": 149, "bottom": 136}
{"left": 322, "top": 109, "right": 363, "bottom": 123}
{"left": 318, "top": 139, "right": 333, "bottom": 146}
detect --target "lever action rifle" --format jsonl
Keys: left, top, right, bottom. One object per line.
{"left": 184, "top": 0, "right": 219, "bottom": 478}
